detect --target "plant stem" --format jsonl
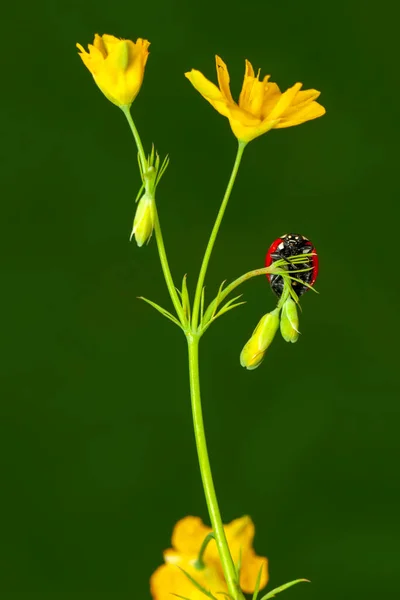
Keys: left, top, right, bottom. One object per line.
{"left": 122, "top": 107, "right": 186, "bottom": 326}
{"left": 121, "top": 105, "right": 147, "bottom": 171}
{"left": 192, "top": 141, "right": 247, "bottom": 330}
{"left": 187, "top": 335, "right": 245, "bottom": 600}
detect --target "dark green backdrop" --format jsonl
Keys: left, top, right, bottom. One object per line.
{"left": 2, "top": 0, "right": 398, "bottom": 598}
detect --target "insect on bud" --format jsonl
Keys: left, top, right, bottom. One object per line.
{"left": 240, "top": 308, "right": 280, "bottom": 370}
{"left": 130, "top": 193, "right": 155, "bottom": 247}
{"left": 280, "top": 297, "right": 300, "bottom": 343}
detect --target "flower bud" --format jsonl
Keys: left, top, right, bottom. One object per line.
{"left": 240, "top": 309, "right": 280, "bottom": 370}
{"left": 131, "top": 193, "right": 155, "bottom": 247}
{"left": 280, "top": 298, "right": 300, "bottom": 343}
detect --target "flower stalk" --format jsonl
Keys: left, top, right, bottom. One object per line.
{"left": 187, "top": 334, "right": 245, "bottom": 600}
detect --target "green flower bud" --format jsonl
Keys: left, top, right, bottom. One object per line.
{"left": 240, "top": 308, "right": 280, "bottom": 370}
{"left": 131, "top": 193, "right": 155, "bottom": 247}
{"left": 280, "top": 297, "right": 300, "bottom": 343}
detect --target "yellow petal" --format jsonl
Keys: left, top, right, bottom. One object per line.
{"left": 239, "top": 550, "right": 269, "bottom": 594}
{"left": 291, "top": 88, "right": 320, "bottom": 107}
{"left": 215, "top": 55, "right": 234, "bottom": 103}
{"left": 267, "top": 82, "right": 303, "bottom": 121}
{"left": 261, "top": 81, "right": 281, "bottom": 118}
{"left": 185, "top": 69, "right": 226, "bottom": 102}
{"left": 150, "top": 560, "right": 227, "bottom": 600}
{"left": 185, "top": 69, "right": 232, "bottom": 118}
{"left": 171, "top": 516, "right": 212, "bottom": 555}
{"left": 238, "top": 60, "right": 266, "bottom": 118}
{"left": 275, "top": 100, "right": 326, "bottom": 127}
{"left": 101, "top": 33, "right": 121, "bottom": 53}
{"left": 92, "top": 33, "right": 107, "bottom": 56}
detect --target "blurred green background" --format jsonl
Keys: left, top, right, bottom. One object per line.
{"left": 2, "top": 0, "right": 398, "bottom": 598}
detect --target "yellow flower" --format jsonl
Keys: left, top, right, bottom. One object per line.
{"left": 76, "top": 34, "right": 150, "bottom": 107}
{"left": 150, "top": 516, "right": 268, "bottom": 599}
{"left": 185, "top": 56, "right": 325, "bottom": 142}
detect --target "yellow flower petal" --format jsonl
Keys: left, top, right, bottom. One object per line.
{"left": 275, "top": 100, "right": 326, "bottom": 128}
{"left": 150, "top": 559, "right": 227, "bottom": 600}
{"left": 171, "top": 516, "right": 212, "bottom": 555}
{"left": 238, "top": 60, "right": 268, "bottom": 117}
{"left": 215, "top": 55, "right": 234, "bottom": 103}
{"left": 239, "top": 550, "right": 269, "bottom": 594}
{"left": 185, "top": 69, "right": 232, "bottom": 118}
{"left": 267, "top": 82, "right": 303, "bottom": 121}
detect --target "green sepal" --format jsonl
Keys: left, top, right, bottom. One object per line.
{"left": 177, "top": 567, "right": 218, "bottom": 600}
{"left": 259, "top": 579, "right": 309, "bottom": 600}
{"left": 181, "top": 274, "right": 191, "bottom": 321}
{"left": 138, "top": 296, "right": 182, "bottom": 328}
{"left": 251, "top": 562, "right": 265, "bottom": 600}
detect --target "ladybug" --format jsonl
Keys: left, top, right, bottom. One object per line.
{"left": 265, "top": 233, "right": 319, "bottom": 297}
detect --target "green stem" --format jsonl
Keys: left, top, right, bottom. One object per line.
{"left": 153, "top": 206, "right": 186, "bottom": 325}
{"left": 192, "top": 141, "right": 247, "bottom": 330}
{"left": 122, "top": 106, "right": 186, "bottom": 326}
{"left": 187, "top": 335, "right": 244, "bottom": 600}
{"left": 121, "top": 105, "right": 147, "bottom": 171}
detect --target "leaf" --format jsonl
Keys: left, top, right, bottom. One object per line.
{"left": 252, "top": 562, "right": 265, "bottom": 600}
{"left": 156, "top": 154, "right": 170, "bottom": 185}
{"left": 181, "top": 274, "right": 191, "bottom": 320}
{"left": 212, "top": 280, "right": 226, "bottom": 319}
{"left": 138, "top": 296, "right": 182, "bottom": 327}
{"left": 178, "top": 567, "right": 218, "bottom": 600}
{"left": 200, "top": 287, "right": 206, "bottom": 323}
{"left": 171, "top": 595, "right": 192, "bottom": 600}
{"left": 259, "top": 579, "right": 309, "bottom": 600}
{"left": 215, "top": 297, "right": 246, "bottom": 319}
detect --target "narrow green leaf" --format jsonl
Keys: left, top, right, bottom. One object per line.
{"left": 171, "top": 595, "right": 192, "bottom": 600}
{"left": 259, "top": 579, "right": 309, "bottom": 600}
{"left": 181, "top": 274, "right": 191, "bottom": 320}
{"left": 215, "top": 300, "right": 246, "bottom": 319}
{"left": 251, "top": 562, "right": 265, "bottom": 600}
{"left": 288, "top": 276, "right": 319, "bottom": 294}
{"left": 156, "top": 154, "right": 170, "bottom": 185}
{"left": 200, "top": 287, "right": 206, "bottom": 323}
{"left": 178, "top": 567, "right": 218, "bottom": 600}
{"left": 138, "top": 296, "right": 182, "bottom": 327}
{"left": 135, "top": 182, "right": 145, "bottom": 203}
{"left": 212, "top": 280, "right": 226, "bottom": 319}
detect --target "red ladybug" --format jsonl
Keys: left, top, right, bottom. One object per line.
{"left": 265, "top": 233, "right": 319, "bottom": 297}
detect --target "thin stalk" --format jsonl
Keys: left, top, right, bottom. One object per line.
{"left": 187, "top": 336, "right": 244, "bottom": 600}
{"left": 192, "top": 141, "right": 247, "bottom": 330}
{"left": 122, "top": 106, "right": 186, "bottom": 325}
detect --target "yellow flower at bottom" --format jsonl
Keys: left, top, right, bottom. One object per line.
{"left": 150, "top": 516, "right": 268, "bottom": 599}
{"left": 76, "top": 34, "right": 150, "bottom": 107}
{"left": 185, "top": 56, "right": 325, "bottom": 142}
